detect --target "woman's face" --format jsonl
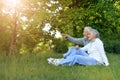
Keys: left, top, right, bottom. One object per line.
{"left": 88, "top": 32, "right": 96, "bottom": 41}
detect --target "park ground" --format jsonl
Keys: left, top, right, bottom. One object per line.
{"left": 0, "top": 53, "right": 120, "bottom": 80}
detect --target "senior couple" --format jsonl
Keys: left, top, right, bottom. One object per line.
{"left": 47, "top": 27, "right": 109, "bottom": 66}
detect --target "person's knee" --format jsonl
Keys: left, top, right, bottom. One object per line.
{"left": 74, "top": 55, "right": 82, "bottom": 59}
{"left": 69, "top": 46, "right": 75, "bottom": 50}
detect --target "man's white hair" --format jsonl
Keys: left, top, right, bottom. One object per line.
{"left": 84, "top": 26, "right": 92, "bottom": 31}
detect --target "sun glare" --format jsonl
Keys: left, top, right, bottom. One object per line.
{"left": 4, "top": 0, "right": 21, "bottom": 8}
{"left": 2, "top": 0, "right": 21, "bottom": 14}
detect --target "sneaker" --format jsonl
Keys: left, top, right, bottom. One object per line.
{"left": 47, "top": 58, "right": 54, "bottom": 64}
{"left": 47, "top": 58, "right": 63, "bottom": 66}
{"left": 51, "top": 59, "right": 60, "bottom": 66}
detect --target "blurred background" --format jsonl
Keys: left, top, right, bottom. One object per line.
{"left": 0, "top": 0, "right": 120, "bottom": 55}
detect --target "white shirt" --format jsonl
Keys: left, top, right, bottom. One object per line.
{"left": 81, "top": 38, "right": 109, "bottom": 66}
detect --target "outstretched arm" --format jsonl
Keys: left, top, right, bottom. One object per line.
{"left": 62, "top": 34, "right": 86, "bottom": 45}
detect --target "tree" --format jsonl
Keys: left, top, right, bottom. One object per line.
{"left": 0, "top": 0, "right": 54, "bottom": 54}
{"left": 50, "top": 0, "right": 120, "bottom": 39}
{"left": 0, "top": 0, "right": 120, "bottom": 54}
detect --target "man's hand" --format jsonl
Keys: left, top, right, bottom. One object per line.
{"left": 62, "top": 34, "right": 68, "bottom": 38}
{"left": 75, "top": 45, "right": 79, "bottom": 50}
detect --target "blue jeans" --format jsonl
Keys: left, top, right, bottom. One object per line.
{"left": 61, "top": 46, "right": 97, "bottom": 66}
{"left": 63, "top": 46, "right": 88, "bottom": 58}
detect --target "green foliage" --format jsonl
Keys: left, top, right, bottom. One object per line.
{"left": 52, "top": 39, "right": 68, "bottom": 53}
{"left": 50, "top": 0, "right": 120, "bottom": 54}
{"left": 0, "top": 0, "right": 120, "bottom": 54}
{"left": 0, "top": 0, "right": 55, "bottom": 53}
{"left": 51, "top": 0, "right": 120, "bottom": 39}
{"left": 0, "top": 13, "right": 12, "bottom": 52}
{"left": 104, "top": 40, "right": 120, "bottom": 54}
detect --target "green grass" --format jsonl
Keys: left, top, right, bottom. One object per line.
{"left": 0, "top": 53, "right": 120, "bottom": 80}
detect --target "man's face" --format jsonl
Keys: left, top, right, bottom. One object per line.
{"left": 83, "top": 28, "right": 90, "bottom": 38}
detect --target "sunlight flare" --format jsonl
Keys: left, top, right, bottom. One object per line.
{"left": 4, "top": 0, "right": 21, "bottom": 8}
{"left": 2, "top": 0, "right": 21, "bottom": 14}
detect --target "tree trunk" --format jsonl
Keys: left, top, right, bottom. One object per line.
{"left": 9, "top": 9, "right": 18, "bottom": 55}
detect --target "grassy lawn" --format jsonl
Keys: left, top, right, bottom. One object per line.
{"left": 0, "top": 53, "right": 120, "bottom": 80}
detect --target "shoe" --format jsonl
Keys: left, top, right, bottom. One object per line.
{"left": 47, "top": 58, "right": 61, "bottom": 66}
{"left": 47, "top": 58, "right": 54, "bottom": 64}
{"left": 51, "top": 59, "right": 60, "bottom": 66}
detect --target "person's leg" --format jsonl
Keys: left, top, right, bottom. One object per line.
{"left": 59, "top": 57, "right": 75, "bottom": 66}
{"left": 63, "top": 46, "right": 77, "bottom": 58}
{"left": 71, "top": 55, "right": 97, "bottom": 66}
{"left": 63, "top": 47, "right": 88, "bottom": 58}
{"left": 76, "top": 48, "right": 88, "bottom": 56}
{"left": 59, "top": 55, "right": 97, "bottom": 66}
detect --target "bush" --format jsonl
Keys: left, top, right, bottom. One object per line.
{"left": 104, "top": 40, "right": 120, "bottom": 54}
{"left": 52, "top": 39, "right": 68, "bottom": 53}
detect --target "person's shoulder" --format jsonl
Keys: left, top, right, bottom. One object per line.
{"left": 95, "top": 38, "right": 103, "bottom": 44}
{"left": 95, "top": 38, "right": 100, "bottom": 41}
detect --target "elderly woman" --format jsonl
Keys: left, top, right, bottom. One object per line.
{"left": 48, "top": 29, "right": 109, "bottom": 66}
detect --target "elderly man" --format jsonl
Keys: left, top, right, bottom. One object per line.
{"left": 62, "top": 26, "right": 93, "bottom": 46}
{"left": 62, "top": 26, "right": 95, "bottom": 58}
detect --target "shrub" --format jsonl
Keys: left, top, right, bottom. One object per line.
{"left": 104, "top": 40, "right": 120, "bottom": 54}
{"left": 52, "top": 39, "right": 68, "bottom": 53}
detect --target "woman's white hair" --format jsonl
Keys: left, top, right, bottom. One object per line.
{"left": 84, "top": 26, "right": 100, "bottom": 38}
{"left": 90, "top": 29, "right": 100, "bottom": 38}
